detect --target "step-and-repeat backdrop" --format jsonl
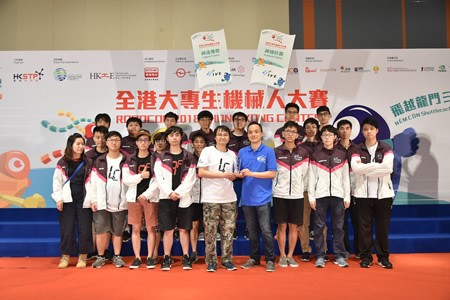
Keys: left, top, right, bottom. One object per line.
{"left": 0, "top": 49, "right": 449, "bottom": 208}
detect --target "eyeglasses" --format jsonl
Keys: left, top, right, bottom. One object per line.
{"left": 106, "top": 138, "right": 121, "bottom": 143}
{"left": 321, "top": 133, "right": 335, "bottom": 138}
{"left": 137, "top": 138, "right": 150, "bottom": 143}
{"left": 233, "top": 118, "right": 246, "bottom": 122}
{"left": 286, "top": 110, "right": 298, "bottom": 115}
{"left": 284, "top": 130, "right": 298, "bottom": 135}
{"left": 318, "top": 112, "right": 330, "bottom": 117}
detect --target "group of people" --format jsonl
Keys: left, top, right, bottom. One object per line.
{"left": 52, "top": 104, "right": 395, "bottom": 272}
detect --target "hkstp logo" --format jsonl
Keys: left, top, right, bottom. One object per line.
{"left": 13, "top": 68, "right": 44, "bottom": 82}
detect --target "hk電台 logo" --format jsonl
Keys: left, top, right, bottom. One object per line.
{"left": 144, "top": 67, "right": 159, "bottom": 80}
{"left": 13, "top": 68, "right": 44, "bottom": 82}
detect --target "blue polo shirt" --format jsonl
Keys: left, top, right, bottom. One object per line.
{"left": 238, "top": 143, "right": 277, "bottom": 206}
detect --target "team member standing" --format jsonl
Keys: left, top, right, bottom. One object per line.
{"left": 85, "top": 113, "right": 111, "bottom": 151}
{"left": 154, "top": 126, "right": 197, "bottom": 271}
{"left": 273, "top": 121, "right": 309, "bottom": 268}
{"left": 188, "top": 110, "right": 215, "bottom": 149}
{"left": 90, "top": 131, "right": 128, "bottom": 268}
{"left": 351, "top": 117, "right": 395, "bottom": 269}
{"left": 274, "top": 103, "right": 305, "bottom": 147}
{"left": 239, "top": 122, "right": 277, "bottom": 272}
{"left": 52, "top": 133, "right": 93, "bottom": 268}
{"left": 198, "top": 125, "right": 238, "bottom": 272}
{"left": 123, "top": 129, "right": 159, "bottom": 269}
{"left": 308, "top": 125, "right": 350, "bottom": 268}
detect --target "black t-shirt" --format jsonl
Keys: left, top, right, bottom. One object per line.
{"left": 136, "top": 154, "right": 152, "bottom": 197}
{"left": 68, "top": 159, "right": 85, "bottom": 202}
{"left": 171, "top": 152, "right": 184, "bottom": 190}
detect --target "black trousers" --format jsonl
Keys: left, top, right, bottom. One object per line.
{"left": 343, "top": 197, "right": 360, "bottom": 255}
{"left": 59, "top": 200, "right": 93, "bottom": 255}
{"left": 355, "top": 197, "right": 393, "bottom": 261}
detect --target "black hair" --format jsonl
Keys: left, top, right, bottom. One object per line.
{"left": 214, "top": 125, "right": 231, "bottom": 137}
{"left": 337, "top": 119, "right": 352, "bottom": 129}
{"left": 316, "top": 106, "right": 331, "bottom": 114}
{"left": 362, "top": 117, "right": 379, "bottom": 129}
{"left": 285, "top": 103, "right": 300, "bottom": 113}
{"left": 232, "top": 111, "right": 248, "bottom": 122}
{"left": 283, "top": 121, "right": 300, "bottom": 132}
{"left": 63, "top": 133, "right": 85, "bottom": 162}
{"left": 165, "top": 126, "right": 184, "bottom": 140}
{"left": 191, "top": 131, "right": 208, "bottom": 144}
{"left": 164, "top": 112, "right": 179, "bottom": 122}
{"left": 247, "top": 121, "right": 263, "bottom": 132}
{"left": 126, "top": 117, "right": 142, "bottom": 127}
{"left": 93, "top": 126, "right": 109, "bottom": 136}
{"left": 197, "top": 110, "right": 213, "bottom": 120}
{"left": 303, "top": 117, "right": 319, "bottom": 128}
{"left": 320, "top": 125, "right": 338, "bottom": 136}
{"left": 105, "top": 130, "right": 122, "bottom": 140}
{"left": 95, "top": 113, "right": 111, "bottom": 125}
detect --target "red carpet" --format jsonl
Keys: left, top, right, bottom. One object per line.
{"left": 1, "top": 254, "right": 449, "bottom": 299}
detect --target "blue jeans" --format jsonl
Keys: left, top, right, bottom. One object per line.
{"left": 242, "top": 203, "right": 275, "bottom": 262}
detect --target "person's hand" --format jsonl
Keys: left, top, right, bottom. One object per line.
{"left": 56, "top": 200, "right": 63, "bottom": 212}
{"left": 140, "top": 165, "right": 150, "bottom": 179}
{"left": 91, "top": 202, "right": 98, "bottom": 212}
{"left": 137, "top": 194, "right": 147, "bottom": 201}
{"left": 240, "top": 168, "right": 252, "bottom": 177}
{"left": 344, "top": 201, "right": 350, "bottom": 209}
{"left": 309, "top": 201, "right": 316, "bottom": 211}
{"left": 169, "top": 192, "right": 180, "bottom": 201}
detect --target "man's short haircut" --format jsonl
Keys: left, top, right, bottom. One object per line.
{"left": 164, "top": 112, "right": 179, "bottom": 122}
{"left": 95, "top": 113, "right": 111, "bottom": 125}
{"left": 165, "top": 126, "right": 183, "bottom": 139}
{"left": 93, "top": 126, "right": 109, "bottom": 136}
{"left": 303, "top": 117, "right": 319, "bottom": 128}
{"left": 214, "top": 125, "right": 231, "bottom": 137}
{"left": 283, "top": 121, "right": 300, "bottom": 132}
{"left": 285, "top": 102, "right": 300, "bottom": 113}
{"left": 361, "top": 117, "right": 379, "bottom": 129}
{"left": 191, "top": 131, "right": 208, "bottom": 144}
{"left": 316, "top": 106, "right": 331, "bottom": 114}
{"left": 247, "top": 121, "right": 263, "bottom": 132}
{"left": 197, "top": 110, "right": 213, "bottom": 120}
{"left": 105, "top": 130, "right": 122, "bottom": 140}
{"left": 320, "top": 125, "right": 338, "bottom": 136}
{"left": 232, "top": 111, "right": 248, "bottom": 122}
{"left": 126, "top": 117, "right": 142, "bottom": 127}
{"left": 337, "top": 119, "right": 352, "bottom": 129}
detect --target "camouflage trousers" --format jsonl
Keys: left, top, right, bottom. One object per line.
{"left": 203, "top": 202, "right": 237, "bottom": 264}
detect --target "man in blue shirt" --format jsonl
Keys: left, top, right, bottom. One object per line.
{"left": 238, "top": 121, "right": 277, "bottom": 272}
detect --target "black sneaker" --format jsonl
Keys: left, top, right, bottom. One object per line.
{"left": 206, "top": 262, "right": 217, "bottom": 272}
{"left": 104, "top": 249, "right": 113, "bottom": 261}
{"left": 378, "top": 258, "right": 393, "bottom": 269}
{"left": 122, "top": 230, "right": 131, "bottom": 243}
{"left": 301, "top": 252, "right": 311, "bottom": 262}
{"left": 244, "top": 228, "right": 249, "bottom": 240}
{"left": 161, "top": 255, "right": 172, "bottom": 271}
{"left": 87, "top": 251, "right": 98, "bottom": 261}
{"left": 129, "top": 257, "right": 142, "bottom": 269}
{"left": 182, "top": 254, "right": 192, "bottom": 270}
{"left": 146, "top": 257, "right": 156, "bottom": 269}
{"left": 309, "top": 231, "right": 314, "bottom": 240}
{"left": 233, "top": 228, "right": 238, "bottom": 240}
{"left": 323, "top": 255, "right": 330, "bottom": 262}
{"left": 360, "top": 258, "right": 373, "bottom": 268}
{"left": 222, "top": 261, "right": 237, "bottom": 271}
{"left": 190, "top": 251, "right": 198, "bottom": 264}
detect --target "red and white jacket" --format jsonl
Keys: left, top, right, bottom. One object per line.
{"left": 273, "top": 144, "right": 309, "bottom": 199}
{"left": 152, "top": 149, "right": 197, "bottom": 208}
{"left": 308, "top": 144, "right": 350, "bottom": 203}
{"left": 350, "top": 141, "right": 395, "bottom": 199}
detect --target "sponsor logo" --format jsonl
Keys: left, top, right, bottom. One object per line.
{"left": 387, "top": 67, "right": 417, "bottom": 72}
{"left": 13, "top": 68, "right": 44, "bottom": 82}
{"left": 288, "top": 67, "right": 299, "bottom": 75}
{"left": 272, "top": 33, "right": 283, "bottom": 43}
{"left": 90, "top": 72, "right": 137, "bottom": 80}
{"left": 421, "top": 66, "right": 435, "bottom": 72}
{"left": 305, "top": 67, "right": 317, "bottom": 73}
{"left": 257, "top": 155, "right": 266, "bottom": 163}
{"left": 54, "top": 68, "right": 82, "bottom": 81}
{"left": 373, "top": 66, "right": 380, "bottom": 74}
{"left": 438, "top": 65, "right": 447, "bottom": 72}
{"left": 319, "top": 68, "right": 337, "bottom": 72}
{"left": 340, "top": 66, "right": 351, "bottom": 73}
{"left": 293, "top": 154, "right": 303, "bottom": 161}
{"left": 333, "top": 157, "right": 342, "bottom": 164}
{"left": 202, "top": 33, "right": 215, "bottom": 42}
{"left": 354, "top": 67, "right": 370, "bottom": 73}
{"left": 144, "top": 67, "right": 159, "bottom": 80}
